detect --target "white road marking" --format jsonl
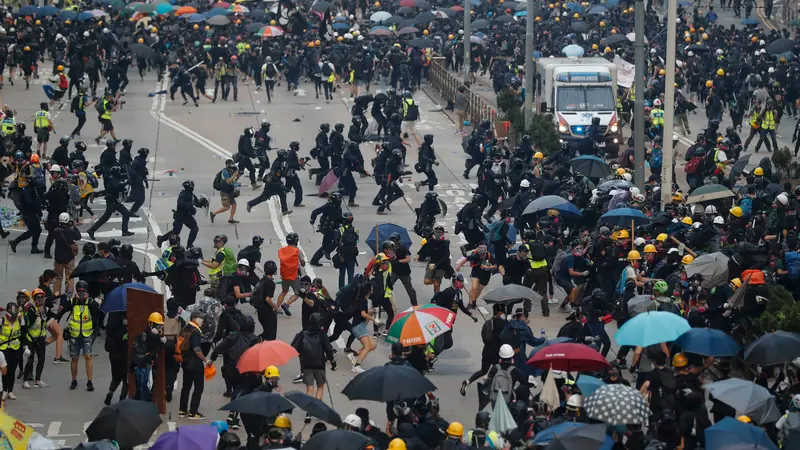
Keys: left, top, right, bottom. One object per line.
{"left": 90, "top": 227, "right": 150, "bottom": 238}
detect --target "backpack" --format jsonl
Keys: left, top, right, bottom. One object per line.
{"left": 405, "top": 102, "right": 419, "bottom": 121}
{"left": 486, "top": 220, "right": 505, "bottom": 242}
{"left": 785, "top": 251, "right": 800, "bottom": 280}
{"left": 216, "top": 275, "right": 234, "bottom": 299}
{"left": 321, "top": 63, "right": 333, "bottom": 78}
{"left": 58, "top": 73, "right": 68, "bottom": 90}
{"left": 212, "top": 169, "right": 225, "bottom": 191}
{"left": 85, "top": 171, "right": 99, "bottom": 188}
{"left": 490, "top": 364, "right": 514, "bottom": 404}
{"left": 301, "top": 332, "right": 323, "bottom": 362}
{"left": 341, "top": 226, "right": 358, "bottom": 247}
{"left": 265, "top": 63, "right": 277, "bottom": 78}
{"left": 70, "top": 95, "right": 81, "bottom": 113}
{"left": 684, "top": 156, "right": 703, "bottom": 174}
{"left": 650, "top": 147, "right": 663, "bottom": 170}
{"left": 229, "top": 333, "right": 253, "bottom": 363}
{"left": 480, "top": 319, "right": 495, "bottom": 345}
{"left": 95, "top": 99, "right": 106, "bottom": 115}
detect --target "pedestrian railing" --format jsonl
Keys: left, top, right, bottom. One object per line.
{"left": 428, "top": 57, "right": 498, "bottom": 134}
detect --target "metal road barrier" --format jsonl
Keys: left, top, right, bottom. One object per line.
{"left": 427, "top": 57, "right": 500, "bottom": 135}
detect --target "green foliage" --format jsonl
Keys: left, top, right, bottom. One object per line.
{"left": 526, "top": 113, "right": 560, "bottom": 156}
{"left": 772, "top": 147, "right": 793, "bottom": 179}
{"left": 496, "top": 88, "right": 522, "bottom": 114}
{"left": 751, "top": 285, "right": 800, "bottom": 334}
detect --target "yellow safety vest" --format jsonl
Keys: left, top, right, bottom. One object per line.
{"left": 651, "top": 108, "right": 665, "bottom": 126}
{"left": 0, "top": 320, "right": 21, "bottom": 350}
{"left": 34, "top": 110, "right": 49, "bottom": 129}
{"left": 1, "top": 118, "right": 16, "bottom": 136}
{"left": 328, "top": 73, "right": 335, "bottom": 83}
{"left": 749, "top": 110, "right": 760, "bottom": 128}
{"left": 68, "top": 304, "right": 93, "bottom": 338}
{"left": 100, "top": 100, "right": 112, "bottom": 120}
{"left": 761, "top": 110, "right": 776, "bottom": 130}
{"left": 403, "top": 98, "right": 414, "bottom": 117}
{"left": 27, "top": 307, "right": 48, "bottom": 340}
{"left": 629, "top": 84, "right": 635, "bottom": 101}
{"left": 216, "top": 64, "right": 227, "bottom": 80}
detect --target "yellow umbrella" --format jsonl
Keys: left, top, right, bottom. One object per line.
{"left": 0, "top": 411, "right": 33, "bottom": 449}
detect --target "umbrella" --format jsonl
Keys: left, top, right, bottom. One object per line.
{"left": 626, "top": 32, "right": 648, "bottom": 44}
{"left": 246, "top": 21, "right": 265, "bottom": 32}
{"left": 597, "top": 179, "right": 632, "bottom": 192}
{"left": 744, "top": 331, "right": 800, "bottom": 366}
{"left": 311, "top": 1, "right": 332, "bottom": 11}
{"left": 101, "top": 282, "right": 157, "bottom": 313}
{"left": 565, "top": 1, "right": 584, "bottom": 11}
{"left": 529, "top": 337, "right": 575, "bottom": 359}
{"left": 533, "top": 423, "right": 586, "bottom": 446}
{"left": 0, "top": 411, "right": 33, "bottom": 448}
{"left": 213, "top": 1, "right": 231, "bottom": 7}
{"left": 397, "top": 6, "right": 415, "bottom": 15}
{"left": 396, "top": 26, "right": 420, "bottom": 35}
{"left": 332, "top": 22, "right": 351, "bottom": 30}
{"left": 415, "top": 11, "right": 435, "bottom": 23}
{"left": 488, "top": 391, "right": 518, "bottom": 433}
{"left": 385, "top": 15, "right": 406, "bottom": 25}
{"left": 450, "top": 5, "right": 465, "bottom": 11}
{"left": 204, "top": 7, "right": 230, "bottom": 17}
{"left": 130, "top": 43, "right": 155, "bottom": 59}
{"left": 386, "top": 304, "right": 455, "bottom": 346}
{"left": 569, "top": 155, "right": 610, "bottom": 178}
{"left": 302, "top": 430, "right": 374, "bottom": 450}
{"left": 522, "top": 195, "right": 572, "bottom": 217}
{"left": 705, "top": 417, "right": 778, "bottom": 450}
{"left": 220, "top": 391, "right": 294, "bottom": 417}
{"left": 399, "top": 0, "right": 415, "bottom": 6}
{"left": 236, "top": 340, "right": 299, "bottom": 373}
{"left": 228, "top": 4, "right": 249, "bottom": 13}
{"left": 366, "top": 223, "right": 411, "bottom": 254}
{"left": 767, "top": 38, "right": 795, "bottom": 55}
{"left": 16, "top": 5, "right": 38, "bottom": 15}
{"left": 70, "top": 258, "right": 122, "bottom": 278}
{"left": 615, "top": 311, "right": 690, "bottom": 347}
{"left": 470, "top": 35, "right": 485, "bottom": 45}
{"left": 175, "top": 5, "right": 198, "bottom": 15}
{"left": 284, "top": 391, "right": 342, "bottom": 427}
{"left": 416, "top": 0, "right": 432, "bottom": 9}
{"left": 599, "top": 208, "right": 650, "bottom": 227}
{"left": 257, "top": 25, "right": 284, "bottom": 37}
{"left": 571, "top": 21, "right": 589, "bottom": 33}
{"left": 408, "top": 37, "right": 435, "bottom": 48}
{"left": 342, "top": 365, "right": 437, "bottom": 402}
{"left": 515, "top": 11, "right": 527, "bottom": 16}
{"left": 250, "top": 9, "right": 266, "bottom": 20}
{"left": 185, "top": 13, "right": 206, "bottom": 23}
{"left": 150, "top": 425, "right": 219, "bottom": 450}
{"left": 36, "top": 5, "right": 59, "bottom": 16}
{"left": 155, "top": 3, "right": 173, "bottom": 14}
{"left": 584, "top": 384, "right": 650, "bottom": 425}
{"left": 433, "top": 9, "right": 451, "bottom": 18}
{"left": 472, "top": 19, "right": 490, "bottom": 30}
{"left": 370, "top": 27, "right": 393, "bottom": 36}
{"left": 59, "top": 10, "right": 78, "bottom": 20}
{"left": 527, "top": 342, "right": 610, "bottom": 372}
{"left": 729, "top": 153, "right": 760, "bottom": 181}
{"left": 684, "top": 252, "right": 729, "bottom": 288}
{"left": 546, "top": 424, "right": 611, "bottom": 450}
{"left": 562, "top": 44, "right": 585, "bottom": 57}
{"left": 208, "top": 15, "right": 231, "bottom": 25}
{"left": 704, "top": 379, "right": 781, "bottom": 425}
{"left": 627, "top": 295, "right": 657, "bottom": 316}
{"left": 676, "top": 328, "right": 740, "bottom": 357}
{"left": 86, "top": 400, "right": 162, "bottom": 448}
{"left": 131, "top": 2, "right": 156, "bottom": 12}
{"left": 686, "top": 184, "right": 735, "bottom": 203}
{"left": 482, "top": 284, "right": 542, "bottom": 305}
{"left": 686, "top": 43, "right": 711, "bottom": 52}
{"left": 588, "top": 4, "right": 608, "bottom": 14}
{"left": 370, "top": 11, "right": 391, "bottom": 22}
{"left": 604, "top": 34, "right": 628, "bottom": 45}
{"left": 318, "top": 170, "right": 339, "bottom": 195}
{"left": 576, "top": 375, "right": 605, "bottom": 397}
{"left": 494, "top": 14, "right": 514, "bottom": 23}
{"left": 741, "top": 17, "right": 759, "bottom": 25}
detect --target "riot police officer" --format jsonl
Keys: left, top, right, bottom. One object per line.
{"left": 127, "top": 148, "right": 149, "bottom": 217}
{"left": 237, "top": 128, "right": 260, "bottom": 189}
{"left": 68, "top": 140, "right": 88, "bottom": 169}
{"left": 254, "top": 121, "right": 273, "bottom": 180}
{"left": 87, "top": 166, "right": 134, "bottom": 240}
{"left": 119, "top": 138, "right": 134, "bottom": 174}
{"left": 283, "top": 142, "right": 305, "bottom": 207}
{"left": 414, "top": 192, "right": 441, "bottom": 236}
{"left": 51, "top": 136, "right": 71, "bottom": 169}
{"left": 377, "top": 148, "right": 404, "bottom": 215}
{"left": 247, "top": 150, "right": 291, "bottom": 215}
{"left": 42, "top": 173, "right": 71, "bottom": 259}
{"left": 157, "top": 180, "right": 208, "bottom": 249}
{"left": 99, "top": 140, "right": 119, "bottom": 185}
{"left": 329, "top": 123, "right": 345, "bottom": 170}
{"left": 414, "top": 134, "right": 438, "bottom": 192}
{"left": 309, "top": 192, "right": 344, "bottom": 266}
{"left": 336, "top": 143, "right": 367, "bottom": 207}
{"left": 309, "top": 124, "right": 330, "bottom": 186}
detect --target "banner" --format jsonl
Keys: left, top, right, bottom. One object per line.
{"left": 613, "top": 55, "right": 635, "bottom": 88}
{"left": 0, "top": 411, "right": 33, "bottom": 450}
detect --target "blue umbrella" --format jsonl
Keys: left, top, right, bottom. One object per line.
{"left": 58, "top": 10, "right": 78, "bottom": 20}
{"left": 676, "top": 328, "right": 740, "bottom": 357}
{"left": 588, "top": 5, "right": 608, "bottom": 14}
{"left": 615, "top": 311, "right": 691, "bottom": 347}
{"left": 774, "top": 51, "right": 794, "bottom": 60}
{"left": 562, "top": 44, "right": 584, "bottom": 57}
{"left": 75, "top": 11, "right": 95, "bottom": 20}
{"left": 705, "top": 417, "right": 778, "bottom": 450}
{"left": 576, "top": 375, "right": 605, "bottom": 397}
{"left": 37, "top": 5, "right": 59, "bottom": 16}
{"left": 607, "top": 0, "right": 620, "bottom": 6}
{"left": 333, "top": 22, "right": 350, "bottom": 30}
{"left": 470, "top": 0, "right": 481, "bottom": 5}
{"left": 370, "top": 25, "right": 390, "bottom": 31}
{"left": 156, "top": 2, "right": 174, "bottom": 14}
{"left": 17, "top": 5, "right": 38, "bottom": 15}
{"left": 101, "top": 283, "right": 158, "bottom": 313}
{"left": 366, "top": 223, "right": 411, "bottom": 254}
{"left": 531, "top": 423, "right": 585, "bottom": 446}
{"left": 204, "top": 7, "right": 230, "bottom": 17}
{"left": 599, "top": 207, "right": 650, "bottom": 227}
{"left": 565, "top": 2, "right": 584, "bottom": 11}
{"left": 569, "top": 155, "right": 611, "bottom": 178}
{"left": 515, "top": 10, "right": 527, "bottom": 17}
{"left": 185, "top": 13, "right": 206, "bottom": 23}
{"left": 522, "top": 195, "right": 579, "bottom": 217}
{"left": 741, "top": 17, "right": 759, "bottom": 25}
{"left": 677, "top": 0, "right": 692, "bottom": 4}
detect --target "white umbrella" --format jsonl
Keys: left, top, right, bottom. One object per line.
{"left": 626, "top": 32, "right": 648, "bottom": 44}
{"left": 489, "top": 392, "right": 519, "bottom": 433}
{"left": 540, "top": 368, "right": 561, "bottom": 412}
{"left": 370, "top": 11, "right": 391, "bottom": 22}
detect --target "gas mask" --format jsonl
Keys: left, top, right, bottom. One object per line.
{"left": 151, "top": 325, "right": 163, "bottom": 335}
{"left": 477, "top": 245, "right": 488, "bottom": 255}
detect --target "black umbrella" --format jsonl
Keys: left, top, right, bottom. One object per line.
{"left": 397, "top": 6, "right": 415, "bottom": 15}
{"left": 415, "top": 0, "right": 432, "bottom": 9}
{"left": 744, "top": 331, "right": 800, "bottom": 366}
{"left": 70, "top": 258, "right": 123, "bottom": 278}
{"left": 86, "top": 400, "right": 162, "bottom": 448}
{"left": 472, "top": 18, "right": 489, "bottom": 30}
{"left": 494, "top": 14, "right": 514, "bottom": 23}
{"left": 284, "top": 391, "right": 343, "bottom": 427}
{"left": 686, "top": 43, "right": 710, "bottom": 52}
{"left": 247, "top": 21, "right": 265, "bottom": 33}
{"left": 482, "top": 283, "right": 543, "bottom": 304}
{"left": 766, "top": 38, "right": 795, "bottom": 54}
{"left": 342, "top": 365, "right": 437, "bottom": 402}
{"left": 302, "top": 430, "right": 375, "bottom": 450}
{"left": 408, "top": 37, "right": 434, "bottom": 48}
{"left": 220, "top": 391, "right": 294, "bottom": 417}
{"left": 414, "top": 11, "right": 435, "bottom": 23}
{"left": 311, "top": 1, "right": 332, "bottom": 12}
{"left": 208, "top": 15, "right": 230, "bottom": 25}
{"left": 604, "top": 34, "right": 627, "bottom": 45}
{"left": 546, "top": 424, "right": 608, "bottom": 450}
{"left": 130, "top": 43, "right": 155, "bottom": 60}
{"left": 396, "top": 25, "right": 420, "bottom": 35}
{"left": 571, "top": 21, "right": 589, "bottom": 32}
{"left": 385, "top": 15, "right": 406, "bottom": 25}
{"left": 250, "top": 9, "right": 266, "bottom": 20}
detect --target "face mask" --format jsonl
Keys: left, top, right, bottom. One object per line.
{"left": 194, "top": 317, "right": 204, "bottom": 327}
{"left": 151, "top": 327, "right": 161, "bottom": 335}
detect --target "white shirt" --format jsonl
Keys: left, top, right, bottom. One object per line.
{"left": 715, "top": 150, "right": 728, "bottom": 163}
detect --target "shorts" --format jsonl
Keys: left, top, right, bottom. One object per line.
{"left": 302, "top": 368, "right": 327, "bottom": 386}
{"left": 220, "top": 191, "right": 236, "bottom": 207}
{"left": 281, "top": 278, "right": 300, "bottom": 293}
{"left": 99, "top": 118, "right": 113, "bottom": 131}
{"left": 471, "top": 269, "right": 491, "bottom": 286}
{"left": 556, "top": 277, "right": 575, "bottom": 295}
{"left": 35, "top": 128, "right": 50, "bottom": 143}
{"left": 351, "top": 322, "right": 370, "bottom": 339}
{"left": 69, "top": 336, "right": 93, "bottom": 358}
{"left": 424, "top": 268, "right": 446, "bottom": 283}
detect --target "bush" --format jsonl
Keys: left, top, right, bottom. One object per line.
{"left": 495, "top": 88, "right": 559, "bottom": 155}
{"left": 771, "top": 147, "right": 793, "bottom": 179}
{"left": 751, "top": 284, "right": 800, "bottom": 334}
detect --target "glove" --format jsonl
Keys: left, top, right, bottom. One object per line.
{"left": 472, "top": 316, "right": 478, "bottom": 323}
{"left": 723, "top": 302, "right": 731, "bottom": 309}
{"left": 160, "top": 336, "right": 167, "bottom": 343}
{"left": 581, "top": 271, "right": 590, "bottom": 277}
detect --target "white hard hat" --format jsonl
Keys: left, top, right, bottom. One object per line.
{"left": 458, "top": 29, "right": 464, "bottom": 35}
{"left": 688, "top": 51, "right": 694, "bottom": 57}
{"left": 673, "top": 134, "right": 680, "bottom": 142}
{"left": 9, "top": 27, "right": 14, "bottom": 32}
{"left": 676, "top": 17, "right": 681, "bottom": 23}
{"left": 83, "top": 31, "right": 90, "bottom": 37}
{"left": 633, "top": 193, "right": 645, "bottom": 203}
{"left": 650, "top": 48, "right": 657, "bottom": 54}
{"left": 692, "top": 222, "right": 701, "bottom": 229}
{"left": 713, "top": 216, "right": 725, "bottom": 225}
{"left": 520, "top": 179, "right": 531, "bottom": 188}
{"left": 102, "top": 28, "right": 109, "bottom": 33}
{"left": 768, "top": 67, "right": 775, "bottom": 73}
{"left": 56, "top": 33, "right": 63, "bottom": 39}
{"left": 344, "top": 33, "right": 353, "bottom": 39}
{"left": 653, "top": 99, "right": 662, "bottom": 106}
{"left": 634, "top": 237, "right": 646, "bottom": 246}
{"left": 759, "top": 39, "right": 766, "bottom": 46}
{"left": 566, "top": 394, "right": 584, "bottom": 408}
{"left": 716, "top": 49, "right": 723, "bottom": 55}
{"left": 349, "top": 14, "right": 354, "bottom": 19}
{"left": 58, "top": 212, "right": 70, "bottom": 224}
{"left": 49, "top": 164, "right": 61, "bottom": 172}
{"left": 237, "top": 259, "right": 250, "bottom": 266}
{"left": 622, "top": 173, "right": 632, "bottom": 182}
{"left": 343, "top": 414, "right": 362, "bottom": 428}
{"left": 357, "top": 35, "right": 364, "bottom": 41}
{"left": 333, "top": 32, "right": 339, "bottom": 37}
{"left": 760, "top": 49, "right": 767, "bottom": 55}
{"left": 704, "top": 205, "right": 718, "bottom": 215}
{"left": 0, "top": 27, "right": 6, "bottom": 34}
{"left": 755, "top": 50, "right": 760, "bottom": 57}
{"left": 792, "top": 394, "right": 800, "bottom": 410}
{"left": 630, "top": 187, "right": 640, "bottom": 196}
{"left": 499, "top": 344, "right": 514, "bottom": 359}
{"left": 777, "top": 193, "right": 789, "bottom": 206}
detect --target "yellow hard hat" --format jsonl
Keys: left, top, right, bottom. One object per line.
{"left": 308, "top": 42, "right": 315, "bottom": 47}
{"left": 610, "top": 28, "right": 617, "bottom": 34}
{"left": 353, "top": 30, "right": 360, "bottom": 36}
{"left": 731, "top": 278, "right": 742, "bottom": 289}
{"left": 682, "top": 255, "right": 694, "bottom": 265}
{"left": 555, "top": 17, "right": 560, "bottom": 22}
{"left": 274, "top": 415, "right": 292, "bottom": 429}
{"left": 754, "top": 167, "right": 764, "bottom": 176}
{"left": 592, "top": 44, "right": 598, "bottom": 50}
{"left": 681, "top": 216, "right": 693, "bottom": 226}
{"left": 388, "top": 439, "right": 408, "bottom": 450}
{"left": 689, "top": 26, "right": 695, "bottom": 32}
{"left": 549, "top": 3, "right": 555, "bottom": 8}
{"left": 702, "top": 32, "right": 709, "bottom": 40}
{"left": 672, "top": 192, "right": 683, "bottom": 202}
{"left": 448, "top": 34, "right": 454, "bottom": 39}
{"left": 193, "top": 24, "right": 199, "bottom": 30}
{"left": 717, "top": 68, "right": 725, "bottom": 76}
{"left": 627, "top": 250, "right": 642, "bottom": 260}
{"left": 616, "top": 168, "right": 626, "bottom": 175}
{"left": 699, "top": 26, "right": 704, "bottom": 31}
{"left": 705, "top": 80, "right": 713, "bottom": 87}
{"left": 644, "top": 244, "right": 657, "bottom": 253}
{"left": 315, "top": 40, "right": 321, "bottom": 46}
{"left": 56, "top": 65, "right": 64, "bottom": 72}
{"left": 35, "top": 19, "right": 41, "bottom": 25}
{"left": 659, "top": 69, "right": 666, "bottom": 75}
{"left": 737, "top": 415, "right": 752, "bottom": 424}
{"left": 447, "top": 422, "right": 464, "bottom": 437}
{"left": 534, "top": 152, "right": 544, "bottom": 159}
{"left": 655, "top": 233, "right": 667, "bottom": 243}
{"left": 573, "top": 12, "right": 579, "bottom": 18}
{"left": 535, "top": 16, "right": 542, "bottom": 21}
{"left": 617, "top": 229, "right": 630, "bottom": 239}
{"left": 604, "top": 46, "right": 611, "bottom": 53}
{"left": 729, "top": 206, "right": 743, "bottom": 218}
{"left": 270, "top": 19, "right": 277, "bottom": 25}
{"left": 205, "top": 25, "right": 210, "bottom": 30}
{"left": 672, "top": 353, "right": 688, "bottom": 368}
{"left": 423, "top": 29, "right": 429, "bottom": 35}
{"left": 148, "top": 312, "right": 164, "bottom": 325}
{"left": 151, "top": 27, "right": 158, "bottom": 33}
{"left": 752, "top": 36, "right": 759, "bottom": 42}
{"left": 717, "top": 136, "right": 724, "bottom": 143}
{"left": 375, "top": 1, "right": 380, "bottom": 6}
{"left": 394, "top": 43, "right": 401, "bottom": 48}
{"left": 338, "top": 36, "right": 344, "bottom": 41}
{"left": 599, "top": 21, "right": 606, "bottom": 27}
{"left": 65, "top": 20, "right": 71, "bottom": 24}
{"left": 138, "top": 38, "right": 144, "bottom": 43}
{"left": 685, "top": 36, "right": 692, "bottom": 43}
{"left": 264, "top": 365, "right": 280, "bottom": 378}
{"left": 420, "top": 238, "right": 428, "bottom": 246}
{"left": 23, "top": 46, "right": 30, "bottom": 51}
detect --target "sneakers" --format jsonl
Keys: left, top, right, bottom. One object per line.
{"left": 69, "top": 380, "right": 78, "bottom": 390}
{"left": 280, "top": 304, "right": 292, "bottom": 316}
{"left": 87, "top": 381, "right": 95, "bottom": 392}
{"left": 54, "top": 357, "right": 68, "bottom": 364}
{"left": 34, "top": 381, "right": 48, "bottom": 388}
{"left": 22, "top": 382, "right": 31, "bottom": 389}
{"left": 345, "top": 348, "right": 357, "bottom": 365}
{"left": 558, "top": 305, "right": 573, "bottom": 314}
{"left": 188, "top": 412, "right": 207, "bottom": 420}
{"left": 292, "top": 373, "right": 304, "bottom": 384}
{"left": 209, "top": 212, "right": 216, "bottom": 223}
{"left": 178, "top": 410, "right": 187, "bottom": 418}
{"left": 104, "top": 392, "right": 113, "bottom": 406}
{"left": 5, "top": 392, "right": 16, "bottom": 400}
{"left": 351, "top": 364, "right": 365, "bottom": 374}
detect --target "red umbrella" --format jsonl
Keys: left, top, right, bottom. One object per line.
{"left": 526, "top": 343, "right": 610, "bottom": 372}
{"left": 399, "top": 0, "right": 415, "bottom": 6}
{"left": 450, "top": 5, "right": 464, "bottom": 11}
{"left": 213, "top": 1, "right": 231, "bottom": 8}
{"left": 236, "top": 341, "right": 298, "bottom": 373}
{"left": 318, "top": 170, "right": 339, "bottom": 196}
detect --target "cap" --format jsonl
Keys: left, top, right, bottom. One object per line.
{"left": 237, "top": 259, "right": 249, "bottom": 266}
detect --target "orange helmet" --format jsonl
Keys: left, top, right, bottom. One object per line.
{"left": 30, "top": 154, "right": 40, "bottom": 163}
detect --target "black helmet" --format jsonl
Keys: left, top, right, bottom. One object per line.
{"left": 260, "top": 120, "right": 271, "bottom": 130}
{"left": 75, "top": 280, "right": 89, "bottom": 291}
{"left": 120, "top": 243, "right": 133, "bottom": 258}
{"left": 244, "top": 127, "right": 253, "bottom": 137}
{"left": 277, "top": 149, "right": 287, "bottom": 159}
{"left": 351, "top": 117, "right": 360, "bottom": 125}
{"left": 59, "top": 136, "right": 70, "bottom": 146}
{"left": 83, "top": 242, "right": 97, "bottom": 255}
{"left": 109, "top": 166, "right": 124, "bottom": 178}
{"left": 105, "top": 140, "right": 116, "bottom": 149}
{"left": 122, "top": 139, "right": 133, "bottom": 149}
{"left": 263, "top": 260, "right": 277, "bottom": 275}
{"left": 329, "top": 192, "right": 342, "bottom": 204}
{"left": 182, "top": 180, "right": 195, "bottom": 190}
{"left": 218, "top": 432, "right": 241, "bottom": 449}
{"left": 389, "top": 232, "right": 401, "bottom": 242}
{"left": 138, "top": 147, "right": 150, "bottom": 157}
{"left": 521, "top": 134, "right": 531, "bottom": 143}
{"left": 425, "top": 191, "right": 438, "bottom": 200}
{"left": 592, "top": 116, "right": 601, "bottom": 125}
{"left": 381, "top": 240, "right": 395, "bottom": 252}
{"left": 475, "top": 411, "right": 491, "bottom": 429}
{"left": 472, "top": 193, "right": 484, "bottom": 203}
{"left": 343, "top": 211, "right": 354, "bottom": 223}
{"left": 40, "top": 102, "right": 48, "bottom": 110}
{"left": 75, "top": 141, "right": 87, "bottom": 151}
{"left": 16, "top": 123, "right": 26, "bottom": 134}
{"left": 334, "top": 123, "right": 345, "bottom": 132}
{"left": 423, "top": 134, "right": 434, "bottom": 144}
{"left": 252, "top": 235, "right": 264, "bottom": 247}
{"left": 310, "top": 312, "right": 325, "bottom": 328}
{"left": 286, "top": 232, "right": 299, "bottom": 245}
{"left": 391, "top": 148, "right": 403, "bottom": 158}
{"left": 289, "top": 141, "right": 300, "bottom": 150}
{"left": 320, "top": 123, "right": 330, "bottom": 132}
{"left": 214, "top": 233, "right": 228, "bottom": 244}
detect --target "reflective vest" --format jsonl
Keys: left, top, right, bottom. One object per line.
{"left": 34, "top": 110, "right": 50, "bottom": 129}
{"left": 616, "top": 96, "right": 623, "bottom": 110}
{"left": 155, "top": 246, "right": 175, "bottom": 272}
{"left": 1, "top": 117, "right": 16, "bottom": 136}
{"left": 68, "top": 304, "right": 93, "bottom": 338}
{"left": 216, "top": 63, "right": 227, "bottom": 80}
{"left": 27, "top": 307, "right": 48, "bottom": 340}
{"left": 651, "top": 108, "right": 665, "bottom": 126}
{"left": 762, "top": 110, "right": 776, "bottom": 130}
{"left": 236, "top": 42, "right": 246, "bottom": 55}
{"left": 629, "top": 84, "right": 635, "bottom": 101}
{"left": 0, "top": 319, "right": 21, "bottom": 350}
{"left": 749, "top": 110, "right": 760, "bottom": 128}
{"left": 209, "top": 247, "right": 236, "bottom": 276}
{"left": 100, "top": 100, "right": 112, "bottom": 120}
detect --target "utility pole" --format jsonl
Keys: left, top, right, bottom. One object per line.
{"left": 660, "top": 0, "right": 678, "bottom": 208}
{"left": 633, "top": 0, "right": 646, "bottom": 190}
{"left": 463, "top": 0, "right": 471, "bottom": 85}
{"left": 524, "top": 5, "right": 534, "bottom": 126}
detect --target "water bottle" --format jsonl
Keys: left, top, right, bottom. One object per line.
{"left": 540, "top": 328, "right": 546, "bottom": 340}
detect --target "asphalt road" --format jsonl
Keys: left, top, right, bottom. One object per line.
{"left": 0, "top": 64, "right": 585, "bottom": 447}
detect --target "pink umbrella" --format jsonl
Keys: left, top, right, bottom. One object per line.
{"left": 213, "top": 1, "right": 231, "bottom": 8}
{"left": 318, "top": 170, "right": 339, "bottom": 196}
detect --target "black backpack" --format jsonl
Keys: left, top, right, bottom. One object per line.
{"left": 405, "top": 102, "right": 419, "bottom": 121}
{"left": 216, "top": 275, "right": 234, "bottom": 299}
{"left": 212, "top": 169, "right": 225, "bottom": 191}
{"left": 321, "top": 63, "right": 333, "bottom": 78}
{"left": 340, "top": 226, "right": 358, "bottom": 247}
{"left": 265, "top": 63, "right": 277, "bottom": 78}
